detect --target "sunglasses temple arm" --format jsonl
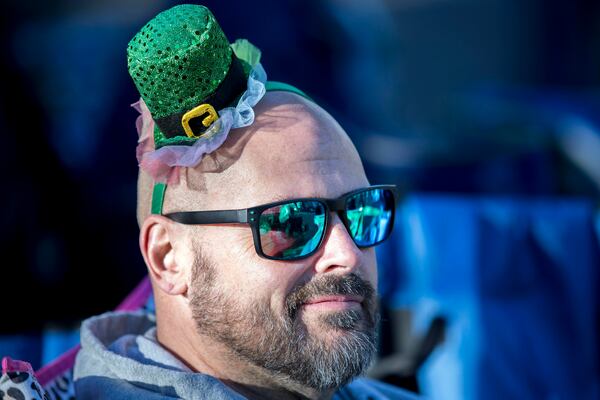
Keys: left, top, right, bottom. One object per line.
{"left": 166, "top": 209, "right": 249, "bottom": 224}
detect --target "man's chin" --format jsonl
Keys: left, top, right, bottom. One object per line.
{"left": 301, "top": 308, "right": 372, "bottom": 335}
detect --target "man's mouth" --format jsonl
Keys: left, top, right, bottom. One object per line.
{"left": 301, "top": 295, "right": 364, "bottom": 311}
{"left": 285, "top": 274, "right": 374, "bottom": 320}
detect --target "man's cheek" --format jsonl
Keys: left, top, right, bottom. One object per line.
{"left": 366, "top": 250, "right": 379, "bottom": 288}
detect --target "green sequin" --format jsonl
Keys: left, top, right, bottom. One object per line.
{"left": 127, "top": 4, "right": 232, "bottom": 119}
{"left": 127, "top": 5, "right": 234, "bottom": 148}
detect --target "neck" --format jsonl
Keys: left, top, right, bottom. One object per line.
{"left": 221, "top": 378, "right": 332, "bottom": 400}
{"left": 155, "top": 311, "right": 334, "bottom": 400}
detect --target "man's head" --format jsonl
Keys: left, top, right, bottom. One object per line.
{"left": 138, "top": 91, "right": 383, "bottom": 394}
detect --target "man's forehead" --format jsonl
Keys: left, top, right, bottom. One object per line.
{"left": 197, "top": 92, "right": 349, "bottom": 169}
{"left": 243, "top": 95, "right": 358, "bottom": 163}
{"left": 168, "top": 93, "right": 367, "bottom": 211}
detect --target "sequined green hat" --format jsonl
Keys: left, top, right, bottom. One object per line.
{"left": 127, "top": 4, "right": 251, "bottom": 149}
{"left": 129, "top": 4, "right": 312, "bottom": 213}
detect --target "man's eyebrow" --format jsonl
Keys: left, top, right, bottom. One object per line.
{"left": 264, "top": 194, "right": 317, "bottom": 204}
{"left": 266, "top": 193, "right": 331, "bottom": 204}
{"left": 270, "top": 194, "right": 295, "bottom": 202}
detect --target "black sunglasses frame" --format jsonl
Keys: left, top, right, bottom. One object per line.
{"left": 165, "top": 185, "right": 399, "bottom": 261}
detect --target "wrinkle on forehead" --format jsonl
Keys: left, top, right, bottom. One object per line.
{"left": 289, "top": 159, "right": 343, "bottom": 176}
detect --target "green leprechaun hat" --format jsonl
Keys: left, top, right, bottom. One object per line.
{"left": 127, "top": 4, "right": 253, "bottom": 149}
{"left": 128, "top": 4, "right": 312, "bottom": 214}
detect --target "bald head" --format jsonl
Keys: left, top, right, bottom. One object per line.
{"left": 137, "top": 91, "right": 367, "bottom": 225}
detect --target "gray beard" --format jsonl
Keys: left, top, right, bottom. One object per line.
{"left": 189, "top": 257, "right": 379, "bottom": 392}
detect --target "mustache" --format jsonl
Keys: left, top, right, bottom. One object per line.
{"left": 286, "top": 273, "right": 375, "bottom": 320}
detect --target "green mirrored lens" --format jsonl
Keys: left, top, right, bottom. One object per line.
{"left": 346, "top": 188, "right": 393, "bottom": 247}
{"left": 259, "top": 201, "right": 326, "bottom": 259}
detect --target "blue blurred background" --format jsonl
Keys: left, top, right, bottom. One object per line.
{"left": 1, "top": 0, "right": 599, "bottom": 398}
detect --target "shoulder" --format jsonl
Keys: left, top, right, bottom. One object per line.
{"left": 338, "top": 377, "right": 422, "bottom": 400}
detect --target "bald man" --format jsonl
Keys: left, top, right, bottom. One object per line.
{"left": 73, "top": 92, "right": 419, "bottom": 399}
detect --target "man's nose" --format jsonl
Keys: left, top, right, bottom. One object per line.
{"left": 312, "top": 213, "right": 363, "bottom": 275}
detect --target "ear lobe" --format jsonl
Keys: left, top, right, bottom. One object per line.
{"left": 140, "top": 215, "right": 189, "bottom": 296}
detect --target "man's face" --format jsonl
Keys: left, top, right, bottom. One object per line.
{"left": 176, "top": 94, "right": 379, "bottom": 390}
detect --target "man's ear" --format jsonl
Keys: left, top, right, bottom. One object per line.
{"left": 140, "top": 215, "right": 188, "bottom": 296}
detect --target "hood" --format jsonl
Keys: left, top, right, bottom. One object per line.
{"left": 74, "top": 311, "right": 244, "bottom": 399}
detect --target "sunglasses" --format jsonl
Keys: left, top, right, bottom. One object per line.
{"left": 164, "top": 185, "right": 399, "bottom": 261}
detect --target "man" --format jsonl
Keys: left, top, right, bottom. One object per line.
{"left": 74, "top": 4, "right": 419, "bottom": 399}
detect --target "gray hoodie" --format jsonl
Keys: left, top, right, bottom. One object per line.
{"left": 74, "top": 311, "right": 419, "bottom": 400}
